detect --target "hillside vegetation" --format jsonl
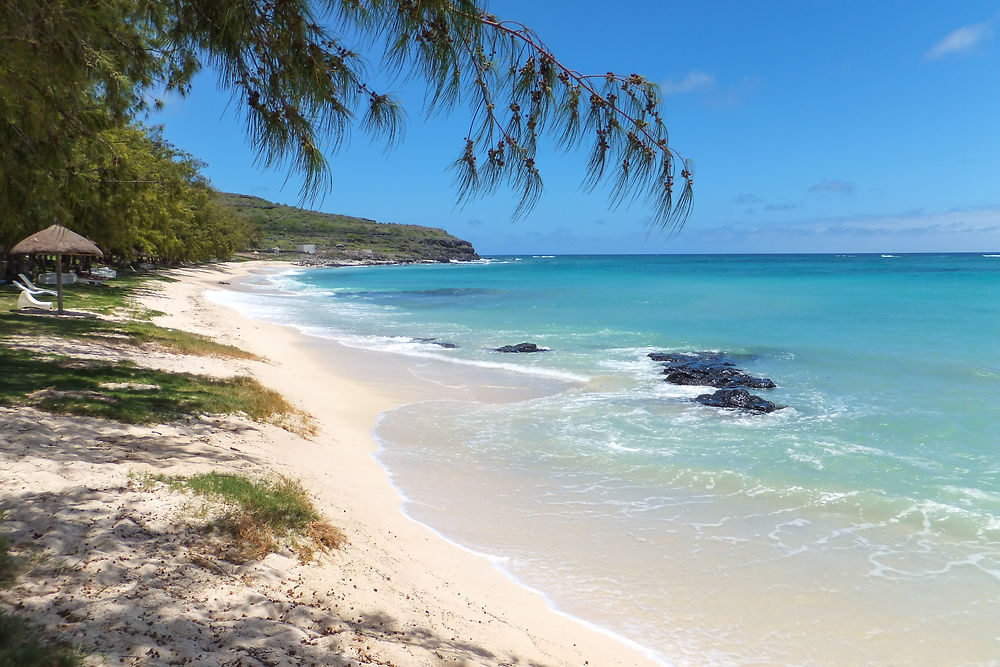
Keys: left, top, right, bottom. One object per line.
{"left": 221, "top": 193, "right": 479, "bottom": 264}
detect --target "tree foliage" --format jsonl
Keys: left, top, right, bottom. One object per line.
{"left": 0, "top": 0, "right": 692, "bottom": 260}
{"left": 67, "top": 125, "right": 252, "bottom": 264}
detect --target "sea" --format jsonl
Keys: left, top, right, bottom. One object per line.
{"left": 210, "top": 253, "right": 1000, "bottom": 664}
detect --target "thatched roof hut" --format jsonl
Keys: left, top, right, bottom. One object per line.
{"left": 11, "top": 224, "right": 103, "bottom": 257}
{"left": 11, "top": 224, "right": 104, "bottom": 313}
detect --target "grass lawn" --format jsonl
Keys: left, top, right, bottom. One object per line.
{"left": 0, "top": 273, "right": 308, "bottom": 430}
{"left": 0, "top": 280, "right": 256, "bottom": 360}
{"left": 0, "top": 348, "right": 291, "bottom": 425}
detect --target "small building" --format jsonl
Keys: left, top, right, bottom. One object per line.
{"left": 297, "top": 244, "right": 317, "bottom": 255}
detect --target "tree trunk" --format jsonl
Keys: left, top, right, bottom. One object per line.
{"left": 56, "top": 253, "right": 64, "bottom": 314}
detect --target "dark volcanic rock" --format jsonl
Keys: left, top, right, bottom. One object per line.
{"left": 494, "top": 342, "right": 549, "bottom": 353}
{"left": 648, "top": 351, "right": 776, "bottom": 389}
{"left": 419, "top": 237, "right": 480, "bottom": 262}
{"left": 695, "top": 389, "right": 780, "bottom": 413}
{"left": 663, "top": 366, "right": 776, "bottom": 389}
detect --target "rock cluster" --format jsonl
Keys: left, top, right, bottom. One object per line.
{"left": 648, "top": 351, "right": 782, "bottom": 413}
{"left": 649, "top": 352, "right": 776, "bottom": 389}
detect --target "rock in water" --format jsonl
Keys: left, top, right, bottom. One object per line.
{"left": 663, "top": 366, "right": 777, "bottom": 389}
{"left": 494, "top": 342, "right": 548, "bottom": 353}
{"left": 648, "top": 351, "right": 776, "bottom": 389}
{"left": 695, "top": 389, "right": 780, "bottom": 413}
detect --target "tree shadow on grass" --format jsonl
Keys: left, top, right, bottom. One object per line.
{"left": 0, "top": 311, "right": 109, "bottom": 339}
{"left": 0, "top": 348, "right": 277, "bottom": 424}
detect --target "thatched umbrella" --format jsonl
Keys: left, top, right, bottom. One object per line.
{"left": 11, "top": 224, "right": 104, "bottom": 314}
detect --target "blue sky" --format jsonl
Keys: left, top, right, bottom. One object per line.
{"left": 154, "top": 1, "right": 1000, "bottom": 254}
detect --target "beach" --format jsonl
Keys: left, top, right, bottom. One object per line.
{"left": 6, "top": 253, "right": 999, "bottom": 664}
{"left": 1, "top": 260, "right": 656, "bottom": 666}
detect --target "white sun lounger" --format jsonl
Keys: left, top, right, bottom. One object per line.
{"left": 19, "top": 273, "right": 60, "bottom": 292}
{"left": 12, "top": 279, "right": 57, "bottom": 297}
{"left": 16, "top": 289, "right": 53, "bottom": 310}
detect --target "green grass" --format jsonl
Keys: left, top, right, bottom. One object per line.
{"left": 166, "top": 472, "right": 344, "bottom": 562}
{"left": 1, "top": 272, "right": 306, "bottom": 431}
{"left": 0, "top": 348, "right": 296, "bottom": 425}
{"left": 186, "top": 472, "right": 319, "bottom": 529}
{"left": 0, "top": 536, "right": 15, "bottom": 590}
{"left": 0, "top": 612, "right": 85, "bottom": 667}
{"left": 2, "top": 278, "right": 256, "bottom": 361}
{"left": 0, "top": 275, "right": 173, "bottom": 318}
{"left": 0, "top": 308, "right": 257, "bottom": 360}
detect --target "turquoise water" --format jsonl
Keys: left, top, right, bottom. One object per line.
{"left": 217, "top": 254, "right": 1000, "bottom": 663}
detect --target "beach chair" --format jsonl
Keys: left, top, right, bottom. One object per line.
{"left": 16, "top": 289, "right": 53, "bottom": 310}
{"left": 17, "top": 274, "right": 57, "bottom": 295}
{"left": 12, "top": 279, "right": 56, "bottom": 297}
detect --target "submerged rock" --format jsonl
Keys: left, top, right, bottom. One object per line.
{"left": 494, "top": 342, "right": 549, "bottom": 353}
{"left": 695, "top": 389, "right": 780, "bottom": 413}
{"left": 648, "top": 351, "right": 776, "bottom": 389}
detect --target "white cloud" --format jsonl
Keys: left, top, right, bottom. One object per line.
{"left": 809, "top": 178, "right": 856, "bottom": 194}
{"left": 926, "top": 21, "right": 993, "bottom": 60}
{"left": 661, "top": 71, "right": 716, "bottom": 95}
{"left": 732, "top": 193, "right": 762, "bottom": 205}
{"left": 680, "top": 206, "right": 1000, "bottom": 253}
{"left": 765, "top": 202, "right": 803, "bottom": 211}
{"left": 723, "top": 206, "right": 1000, "bottom": 238}
{"left": 703, "top": 76, "right": 761, "bottom": 110}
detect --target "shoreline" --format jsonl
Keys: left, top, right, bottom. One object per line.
{"left": 145, "top": 261, "right": 663, "bottom": 666}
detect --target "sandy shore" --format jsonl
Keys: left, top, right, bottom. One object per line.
{"left": 1, "top": 261, "right": 659, "bottom": 666}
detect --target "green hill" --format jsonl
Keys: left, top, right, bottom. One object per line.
{"left": 221, "top": 193, "right": 479, "bottom": 264}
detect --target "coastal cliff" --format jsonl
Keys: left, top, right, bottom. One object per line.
{"left": 221, "top": 193, "right": 479, "bottom": 264}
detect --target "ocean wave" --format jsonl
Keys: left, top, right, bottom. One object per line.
{"left": 331, "top": 335, "right": 592, "bottom": 383}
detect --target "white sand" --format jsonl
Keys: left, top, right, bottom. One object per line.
{"left": 0, "top": 262, "right": 659, "bottom": 666}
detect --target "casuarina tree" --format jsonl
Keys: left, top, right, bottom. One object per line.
{"left": 0, "top": 0, "right": 693, "bottom": 251}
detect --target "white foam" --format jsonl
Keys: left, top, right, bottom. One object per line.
{"left": 787, "top": 449, "right": 824, "bottom": 470}
{"left": 605, "top": 440, "right": 644, "bottom": 454}
{"left": 941, "top": 486, "right": 1000, "bottom": 505}
{"left": 255, "top": 306, "right": 587, "bottom": 384}
{"left": 353, "top": 344, "right": 591, "bottom": 383}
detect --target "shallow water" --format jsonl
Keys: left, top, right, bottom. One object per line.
{"left": 214, "top": 254, "right": 1000, "bottom": 663}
